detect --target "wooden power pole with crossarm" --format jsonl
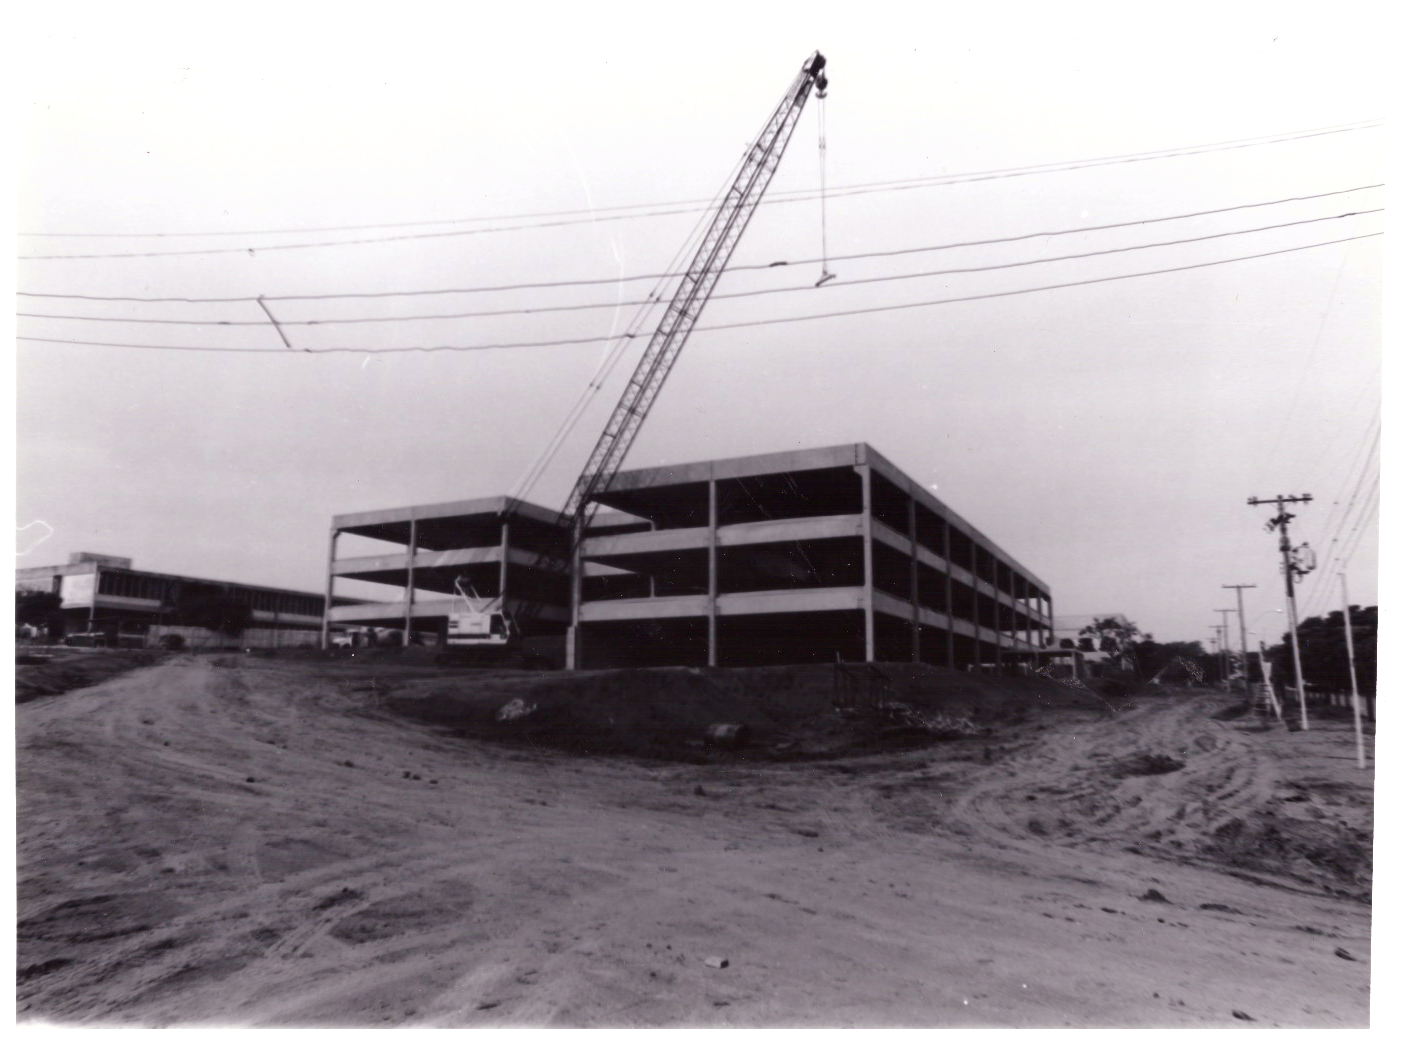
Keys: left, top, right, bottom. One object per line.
{"left": 1247, "top": 494, "right": 1314, "bottom": 730}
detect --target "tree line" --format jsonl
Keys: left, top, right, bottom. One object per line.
{"left": 1068, "top": 609, "right": 1377, "bottom": 693}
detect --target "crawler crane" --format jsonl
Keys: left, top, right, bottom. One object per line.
{"left": 440, "top": 51, "right": 829, "bottom": 666}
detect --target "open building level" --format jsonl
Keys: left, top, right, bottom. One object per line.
{"left": 325, "top": 444, "right": 1056, "bottom": 672}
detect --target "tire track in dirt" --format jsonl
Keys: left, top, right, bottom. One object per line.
{"left": 938, "top": 695, "right": 1277, "bottom": 862}
{"left": 18, "top": 659, "right": 1371, "bottom": 1026}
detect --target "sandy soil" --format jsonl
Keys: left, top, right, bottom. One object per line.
{"left": 15, "top": 655, "right": 1372, "bottom": 1026}
{"left": 15, "top": 648, "right": 165, "bottom": 704}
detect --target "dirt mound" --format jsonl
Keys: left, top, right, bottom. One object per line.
{"left": 378, "top": 663, "right": 1108, "bottom": 760}
{"left": 1211, "top": 702, "right": 1252, "bottom": 721}
{"left": 15, "top": 650, "right": 164, "bottom": 703}
{"left": 1107, "top": 752, "right": 1186, "bottom": 778}
{"left": 1200, "top": 812, "right": 1373, "bottom": 901}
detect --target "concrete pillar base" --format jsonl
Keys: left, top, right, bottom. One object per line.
{"left": 565, "top": 624, "right": 581, "bottom": 670}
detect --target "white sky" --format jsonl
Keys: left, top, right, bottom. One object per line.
{"left": 15, "top": 0, "right": 1383, "bottom": 646}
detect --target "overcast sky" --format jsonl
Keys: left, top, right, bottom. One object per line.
{"left": 16, "top": 1, "right": 1382, "bottom": 647}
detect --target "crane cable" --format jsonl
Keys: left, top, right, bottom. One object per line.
{"left": 815, "top": 88, "right": 836, "bottom": 288}
{"left": 507, "top": 142, "right": 755, "bottom": 508}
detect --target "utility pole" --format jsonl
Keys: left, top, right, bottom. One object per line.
{"left": 1248, "top": 494, "right": 1313, "bottom": 731}
{"left": 1215, "top": 608, "right": 1236, "bottom": 689}
{"left": 1223, "top": 584, "right": 1257, "bottom": 695}
{"left": 1338, "top": 573, "right": 1367, "bottom": 769}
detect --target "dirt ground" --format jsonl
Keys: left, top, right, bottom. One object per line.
{"left": 14, "top": 654, "right": 1374, "bottom": 1026}
{"left": 15, "top": 647, "right": 165, "bottom": 704}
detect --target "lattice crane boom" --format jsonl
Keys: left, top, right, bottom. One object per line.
{"left": 504, "top": 52, "right": 827, "bottom": 636}
{"left": 561, "top": 50, "right": 828, "bottom": 537}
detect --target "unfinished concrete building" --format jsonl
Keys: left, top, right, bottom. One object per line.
{"left": 322, "top": 496, "right": 571, "bottom": 655}
{"left": 322, "top": 445, "right": 1053, "bottom": 671}
{"left": 574, "top": 443, "right": 1053, "bottom": 670}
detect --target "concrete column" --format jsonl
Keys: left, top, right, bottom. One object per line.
{"left": 1001, "top": 564, "right": 1016, "bottom": 672}
{"left": 321, "top": 528, "right": 340, "bottom": 649}
{"left": 908, "top": 495, "right": 920, "bottom": 663}
{"left": 404, "top": 518, "right": 417, "bottom": 643}
{"left": 859, "top": 464, "right": 875, "bottom": 662}
{"left": 707, "top": 478, "right": 718, "bottom": 667}
{"left": 567, "top": 517, "right": 583, "bottom": 670}
{"left": 968, "top": 543, "right": 981, "bottom": 671}
{"left": 498, "top": 519, "right": 510, "bottom": 603}
{"left": 942, "top": 518, "right": 955, "bottom": 669}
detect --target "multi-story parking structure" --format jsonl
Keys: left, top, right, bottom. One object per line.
{"left": 573, "top": 443, "right": 1053, "bottom": 670}
{"left": 322, "top": 496, "right": 571, "bottom": 656}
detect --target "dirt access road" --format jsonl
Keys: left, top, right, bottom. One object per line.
{"left": 15, "top": 655, "right": 1372, "bottom": 1026}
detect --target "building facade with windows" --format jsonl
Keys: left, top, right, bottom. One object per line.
{"left": 17, "top": 552, "right": 332, "bottom": 649}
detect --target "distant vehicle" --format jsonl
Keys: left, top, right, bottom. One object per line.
{"left": 331, "top": 627, "right": 419, "bottom": 652}
{"left": 63, "top": 632, "right": 145, "bottom": 649}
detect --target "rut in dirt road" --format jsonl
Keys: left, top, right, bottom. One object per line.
{"left": 17, "top": 657, "right": 1372, "bottom": 1027}
{"left": 943, "top": 695, "right": 1273, "bottom": 853}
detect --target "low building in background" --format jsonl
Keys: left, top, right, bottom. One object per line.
{"left": 16, "top": 552, "right": 336, "bottom": 649}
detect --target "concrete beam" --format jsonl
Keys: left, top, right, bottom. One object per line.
{"left": 599, "top": 444, "right": 864, "bottom": 494}
{"left": 872, "top": 589, "right": 955, "bottom": 634}
{"left": 332, "top": 545, "right": 556, "bottom": 579}
{"left": 950, "top": 617, "right": 978, "bottom": 640}
{"left": 332, "top": 495, "right": 560, "bottom": 531}
{"left": 249, "top": 609, "right": 320, "bottom": 625}
{"left": 584, "top": 514, "right": 869, "bottom": 561}
{"left": 593, "top": 442, "right": 1058, "bottom": 589}
{"left": 721, "top": 586, "right": 865, "bottom": 617}
{"left": 579, "top": 595, "right": 710, "bottom": 623}
{"left": 582, "top": 526, "right": 710, "bottom": 559}
{"left": 330, "top": 598, "right": 569, "bottom": 625}
{"left": 857, "top": 443, "right": 1050, "bottom": 595}
{"left": 579, "top": 585, "right": 867, "bottom": 623}
{"left": 869, "top": 519, "right": 951, "bottom": 576}
{"left": 718, "top": 514, "right": 864, "bottom": 547}
{"left": 93, "top": 593, "right": 163, "bottom": 611}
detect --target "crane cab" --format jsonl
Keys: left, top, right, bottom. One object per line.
{"left": 446, "top": 608, "right": 515, "bottom": 648}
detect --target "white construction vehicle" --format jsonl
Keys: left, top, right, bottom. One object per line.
{"left": 439, "top": 578, "right": 544, "bottom": 667}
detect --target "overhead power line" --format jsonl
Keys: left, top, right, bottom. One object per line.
{"left": 17, "top": 123, "right": 1383, "bottom": 260}
{"left": 1299, "top": 419, "right": 1381, "bottom": 618}
{"left": 19, "top": 119, "right": 1381, "bottom": 241}
{"left": 18, "top": 185, "right": 1384, "bottom": 304}
{"left": 17, "top": 231, "right": 1381, "bottom": 356}
{"left": 19, "top": 209, "right": 1382, "bottom": 328}
{"left": 1300, "top": 477, "right": 1380, "bottom": 620}
{"left": 1296, "top": 409, "right": 1381, "bottom": 619}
